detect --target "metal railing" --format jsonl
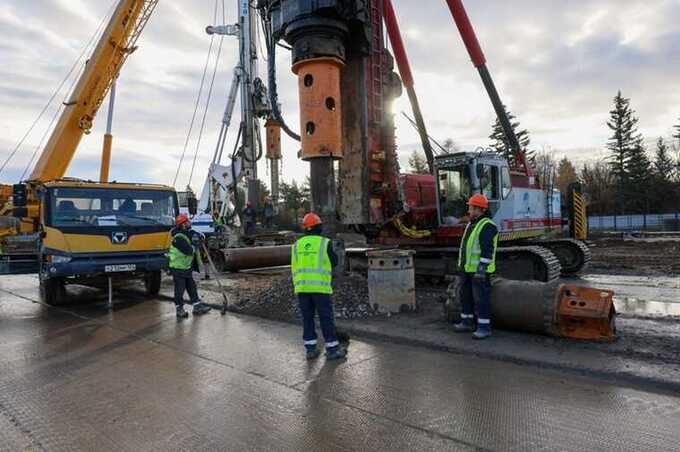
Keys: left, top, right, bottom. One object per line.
{"left": 587, "top": 212, "right": 680, "bottom": 232}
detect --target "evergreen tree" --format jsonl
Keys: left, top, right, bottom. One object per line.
{"left": 626, "top": 142, "right": 651, "bottom": 213}
{"left": 489, "top": 107, "right": 532, "bottom": 165}
{"left": 673, "top": 117, "right": 680, "bottom": 143}
{"left": 606, "top": 91, "right": 642, "bottom": 213}
{"left": 652, "top": 137, "right": 677, "bottom": 212}
{"left": 408, "top": 149, "right": 429, "bottom": 174}
{"left": 653, "top": 137, "right": 674, "bottom": 181}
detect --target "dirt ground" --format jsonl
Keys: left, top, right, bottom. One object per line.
{"left": 588, "top": 237, "right": 680, "bottom": 275}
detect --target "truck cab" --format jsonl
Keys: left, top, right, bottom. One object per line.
{"left": 15, "top": 180, "right": 178, "bottom": 304}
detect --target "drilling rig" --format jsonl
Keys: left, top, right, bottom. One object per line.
{"left": 258, "top": 0, "right": 590, "bottom": 282}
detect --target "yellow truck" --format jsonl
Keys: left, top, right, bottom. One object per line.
{"left": 0, "top": 1, "right": 177, "bottom": 304}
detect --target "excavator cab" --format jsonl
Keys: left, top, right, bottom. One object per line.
{"left": 434, "top": 152, "right": 510, "bottom": 226}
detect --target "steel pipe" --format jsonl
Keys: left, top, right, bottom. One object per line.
{"left": 220, "top": 245, "right": 291, "bottom": 272}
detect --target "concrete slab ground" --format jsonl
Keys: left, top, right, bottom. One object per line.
{"left": 1, "top": 277, "right": 680, "bottom": 451}
{"left": 153, "top": 268, "right": 680, "bottom": 394}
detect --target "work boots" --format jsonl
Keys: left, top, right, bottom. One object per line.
{"left": 326, "top": 346, "right": 347, "bottom": 361}
{"left": 305, "top": 346, "right": 321, "bottom": 360}
{"left": 473, "top": 324, "right": 492, "bottom": 340}
{"left": 192, "top": 303, "right": 212, "bottom": 315}
{"left": 176, "top": 307, "right": 189, "bottom": 320}
{"left": 453, "top": 318, "right": 475, "bottom": 333}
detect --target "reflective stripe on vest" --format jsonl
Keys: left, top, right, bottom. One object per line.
{"left": 291, "top": 235, "right": 333, "bottom": 294}
{"left": 169, "top": 233, "right": 194, "bottom": 270}
{"left": 458, "top": 218, "right": 498, "bottom": 273}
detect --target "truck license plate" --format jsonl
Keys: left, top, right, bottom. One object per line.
{"left": 105, "top": 264, "right": 136, "bottom": 273}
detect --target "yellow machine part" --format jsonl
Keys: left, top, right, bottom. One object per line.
{"left": 571, "top": 189, "right": 587, "bottom": 240}
{"left": 43, "top": 227, "right": 171, "bottom": 254}
{"left": 393, "top": 217, "right": 432, "bottom": 239}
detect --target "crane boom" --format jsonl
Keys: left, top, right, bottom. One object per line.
{"left": 29, "top": 0, "right": 159, "bottom": 181}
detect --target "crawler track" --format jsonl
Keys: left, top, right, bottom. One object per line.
{"left": 527, "top": 239, "right": 591, "bottom": 276}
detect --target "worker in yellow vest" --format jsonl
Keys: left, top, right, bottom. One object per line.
{"left": 169, "top": 214, "right": 212, "bottom": 319}
{"left": 291, "top": 212, "right": 346, "bottom": 360}
{"left": 453, "top": 194, "right": 498, "bottom": 339}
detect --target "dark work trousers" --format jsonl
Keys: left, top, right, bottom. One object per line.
{"left": 297, "top": 293, "right": 340, "bottom": 350}
{"left": 461, "top": 272, "right": 492, "bottom": 324}
{"left": 172, "top": 272, "right": 200, "bottom": 308}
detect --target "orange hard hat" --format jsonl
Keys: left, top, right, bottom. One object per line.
{"left": 176, "top": 213, "right": 190, "bottom": 226}
{"left": 467, "top": 194, "right": 489, "bottom": 209}
{"left": 302, "top": 212, "right": 322, "bottom": 230}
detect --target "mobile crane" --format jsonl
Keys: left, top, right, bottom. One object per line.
{"left": 0, "top": 0, "right": 179, "bottom": 304}
{"left": 259, "top": 0, "right": 590, "bottom": 282}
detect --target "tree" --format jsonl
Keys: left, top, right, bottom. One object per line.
{"left": 555, "top": 157, "right": 578, "bottom": 197}
{"left": 606, "top": 91, "right": 642, "bottom": 213}
{"left": 652, "top": 137, "right": 677, "bottom": 212}
{"left": 279, "top": 179, "right": 309, "bottom": 226}
{"left": 673, "top": 117, "right": 680, "bottom": 143}
{"left": 442, "top": 138, "right": 459, "bottom": 153}
{"left": 408, "top": 149, "right": 429, "bottom": 174}
{"left": 626, "top": 142, "right": 651, "bottom": 213}
{"left": 653, "top": 137, "right": 674, "bottom": 181}
{"left": 534, "top": 150, "right": 556, "bottom": 189}
{"left": 580, "top": 160, "right": 616, "bottom": 215}
{"left": 489, "top": 107, "right": 532, "bottom": 165}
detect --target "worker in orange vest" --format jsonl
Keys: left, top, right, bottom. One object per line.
{"left": 453, "top": 194, "right": 498, "bottom": 339}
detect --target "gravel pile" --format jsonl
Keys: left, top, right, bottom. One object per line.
{"left": 232, "top": 273, "right": 381, "bottom": 322}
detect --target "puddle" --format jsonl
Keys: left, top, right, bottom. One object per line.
{"left": 579, "top": 274, "right": 680, "bottom": 315}
{"left": 614, "top": 297, "right": 680, "bottom": 316}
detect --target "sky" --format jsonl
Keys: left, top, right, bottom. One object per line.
{"left": 1, "top": 0, "right": 679, "bottom": 193}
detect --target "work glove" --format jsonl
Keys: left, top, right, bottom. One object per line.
{"left": 474, "top": 263, "right": 489, "bottom": 282}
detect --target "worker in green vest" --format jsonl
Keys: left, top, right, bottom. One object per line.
{"left": 169, "top": 214, "right": 212, "bottom": 319}
{"left": 291, "top": 212, "right": 346, "bottom": 360}
{"left": 453, "top": 194, "right": 498, "bottom": 339}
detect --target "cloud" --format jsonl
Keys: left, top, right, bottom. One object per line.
{"left": 1, "top": 0, "right": 679, "bottom": 194}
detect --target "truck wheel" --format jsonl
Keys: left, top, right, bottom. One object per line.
{"left": 145, "top": 270, "right": 162, "bottom": 296}
{"left": 39, "top": 275, "right": 66, "bottom": 306}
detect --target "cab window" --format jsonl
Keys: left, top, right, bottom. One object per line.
{"left": 501, "top": 167, "right": 512, "bottom": 199}
{"left": 479, "top": 165, "right": 499, "bottom": 200}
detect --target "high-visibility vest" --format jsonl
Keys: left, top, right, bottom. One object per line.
{"left": 458, "top": 217, "right": 498, "bottom": 273}
{"left": 169, "top": 233, "right": 194, "bottom": 270}
{"left": 291, "top": 235, "right": 333, "bottom": 294}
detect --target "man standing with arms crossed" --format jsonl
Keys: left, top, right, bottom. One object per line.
{"left": 453, "top": 194, "right": 499, "bottom": 339}
{"left": 291, "top": 212, "right": 347, "bottom": 360}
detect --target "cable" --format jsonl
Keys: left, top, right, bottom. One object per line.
{"left": 173, "top": 0, "right": 219, "bottom": 187}
{"left": 0, "top": 0, "right": 117, "bottom": 177}
{"left": 187, "top": 0, "right": 226, "bottom": 188}
{"left": 262, "top": 10, "right": 301, "bottom": 141}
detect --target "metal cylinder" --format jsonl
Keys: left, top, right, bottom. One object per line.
{"left": 220, "top": 245, "right": 291, "bottom": 272}
{"left": 292, "top": 57, "right": 344, "bottom": 160}
{"left": 265, "top": 119, "right": 282, "bottom": 160}
{"left": 100, "top": 133, "right": 112, "bottom": 183}
{"left": 368, "top": 250, "right": 416, "bottom": 313}
{"left": 445, "top": 277, "right": 616, "bottom": 340}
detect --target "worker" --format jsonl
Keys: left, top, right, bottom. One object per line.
{"left": 242, "top": 202, "right": 257, "bottom": 235}
{"left": 263, "top": 197, "right": 275, "bottom": 229}
{"left": 291, "top": 212, "right": 346, "bottom": 360}
{"left": 453, "top": 194, "right": 498, "bottom": 339}
{"left": 169, "top": 214, "right": 212, "bottom": 319}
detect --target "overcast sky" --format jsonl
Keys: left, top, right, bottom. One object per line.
{"left": 1, "top": 0, "right": 679, "bottom": 192}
